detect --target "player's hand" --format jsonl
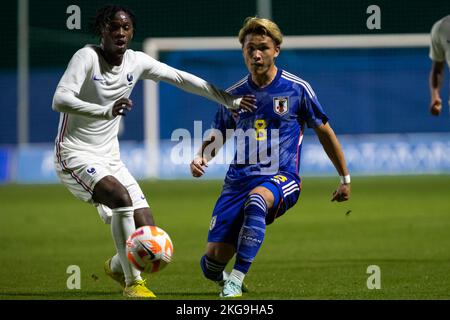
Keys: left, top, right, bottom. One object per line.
{"left": 229, "top": 95, "right": 257, "bottom": 113}
{"left": 430, "top": 98, "right": 442, "bottom": 116}
{"left": 190, "top": 156, "right": 208, "bottom": 178}
{"left": 331, "top": 183, "right": 351, "bottom": 202}
{"left": 112, "top": 98, "right": 133, "bottom": 117}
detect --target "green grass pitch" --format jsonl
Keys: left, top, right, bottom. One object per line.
{"left": 0, "top": 175, "right": 449, "bottom": 300}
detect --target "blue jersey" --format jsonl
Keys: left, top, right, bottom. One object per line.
{"left": 212, "top": 68, "right": 328, "bottom": 184}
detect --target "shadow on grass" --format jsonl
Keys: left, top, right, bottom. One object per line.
{"left": 0, "top": 290, "right": 222, "bottom": 300}
{"left": 156, "top": 291, "right": 215, "bottom": 297}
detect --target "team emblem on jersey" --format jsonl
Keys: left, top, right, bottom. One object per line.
{"left": 127, "top": 73, "right": 134, "bottom": 85}
{"left": 273, "top": 97, "right": 289, "bottom": 115}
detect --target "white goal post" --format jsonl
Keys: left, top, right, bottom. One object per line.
{"left": 143, "top": 34, "right": 429, "bottom": 178}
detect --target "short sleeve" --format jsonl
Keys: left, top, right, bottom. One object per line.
{"left": 429, "top": 19, "right": 445, "bottom": 62}
{"left": 298, "top": 88, "right": 328, "bottom": 128}
{"left": 57, "top": 48, "right": 93, "bottom": 95}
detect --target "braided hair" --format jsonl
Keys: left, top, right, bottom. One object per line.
{"left": 91, "top": 4, "right": 136, "bottom": 37}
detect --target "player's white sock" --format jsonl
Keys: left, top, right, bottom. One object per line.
{"left": 229, "top": 269, "right": 245, "bottom": 286}
{"left": 111, "top": 206, "right": 141, "bottom": 285}
{"left": 110, "top": 253, "right": 123, "bottom": 274}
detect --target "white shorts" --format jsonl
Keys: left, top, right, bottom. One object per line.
{"left": 55, "top": 154, "right": 149, "bottom": 223}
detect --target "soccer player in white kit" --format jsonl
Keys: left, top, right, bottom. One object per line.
{"left": 52, "top": 5, "right": 255, "bottom": 298}
{"left": 429, "top": 14, "right": 450, "bottom": 116}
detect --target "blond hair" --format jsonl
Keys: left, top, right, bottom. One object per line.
{"left": 238, "top": 17, "right": 283, "bottom": 46}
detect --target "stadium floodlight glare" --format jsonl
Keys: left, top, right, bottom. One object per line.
{"left": 143, "top": 34, "right": 428, "bottom": 178}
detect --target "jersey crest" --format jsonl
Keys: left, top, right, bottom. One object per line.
{"left": 127, "top": 73, "right": 134, "bottom": 86}
{"left": 273, "top": 97, "right": 289, "bottom": 115}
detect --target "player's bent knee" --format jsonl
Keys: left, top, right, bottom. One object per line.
{"left": 248, "top": 187, "right": 274, "bottom": 209}
{"left": 93, "top": 176, "right": 132, "bottom": 209}
{"left": 206, "top": 242, "right": 235, "bottom": 263}
{"left": 109, "top": 190, "right": 132, "bottom": 208}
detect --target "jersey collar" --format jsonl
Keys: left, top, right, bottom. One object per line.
{"left": 247, "top": 68, "right": 282, "bottom": 91}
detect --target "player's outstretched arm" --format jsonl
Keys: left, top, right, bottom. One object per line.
{"left": 140, "top": 55, "right": 256, "bottom": 112}
{"left": 161, "top": 66, "right": 256, "bottom": 112}
{"left": 429, "top": 61, "right": 445, "bottom": 116}
{"left": 228, "top": 94, "right": 257, "bottom": 112}
{"left": 314, "top": 122, "right": 351, "bottom": 202}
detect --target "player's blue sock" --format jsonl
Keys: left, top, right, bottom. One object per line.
{"left": 234, "top": 193, "right": 267, "bottom": 274}
{"left": 200, "top": 255, "right": 227, "bottom": 281}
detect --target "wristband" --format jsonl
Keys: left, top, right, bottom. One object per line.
{"left": 340, "top": 175, "right": 351, "bottom": 184}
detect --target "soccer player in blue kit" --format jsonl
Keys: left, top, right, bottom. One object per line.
{"left": 190, "top": 17, "right": 351, "bottom": 298}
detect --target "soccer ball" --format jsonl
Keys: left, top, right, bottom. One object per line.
{"left": 126, "top": 226, "right": 174, "bottom": 273}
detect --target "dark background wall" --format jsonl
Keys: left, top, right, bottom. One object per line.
{"left": 4, "top": 0, "right": 450, "bottom": 69}
{"left": 1, "top": 0, "right": 450, "bottom": 144}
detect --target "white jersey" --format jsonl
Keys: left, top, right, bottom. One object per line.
{"left": 53, "top": 45, "right": 240, "bottom": 161}
{"left": 429, "top": 15, "right": 450, "bottom": 67}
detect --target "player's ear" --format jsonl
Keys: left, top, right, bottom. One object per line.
{"left": 100, "top": 26, "right": 108, "bottom": 39}
{"left": 274, "top": 45, "right": 280, "bottom": 58}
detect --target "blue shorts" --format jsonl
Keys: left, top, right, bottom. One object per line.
{"left": 207, "top": 172, "right": 301, "bottom": 246}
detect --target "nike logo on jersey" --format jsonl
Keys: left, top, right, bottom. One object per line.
{"left": 92, "top": 75, "right": 105, "bottom": 81}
